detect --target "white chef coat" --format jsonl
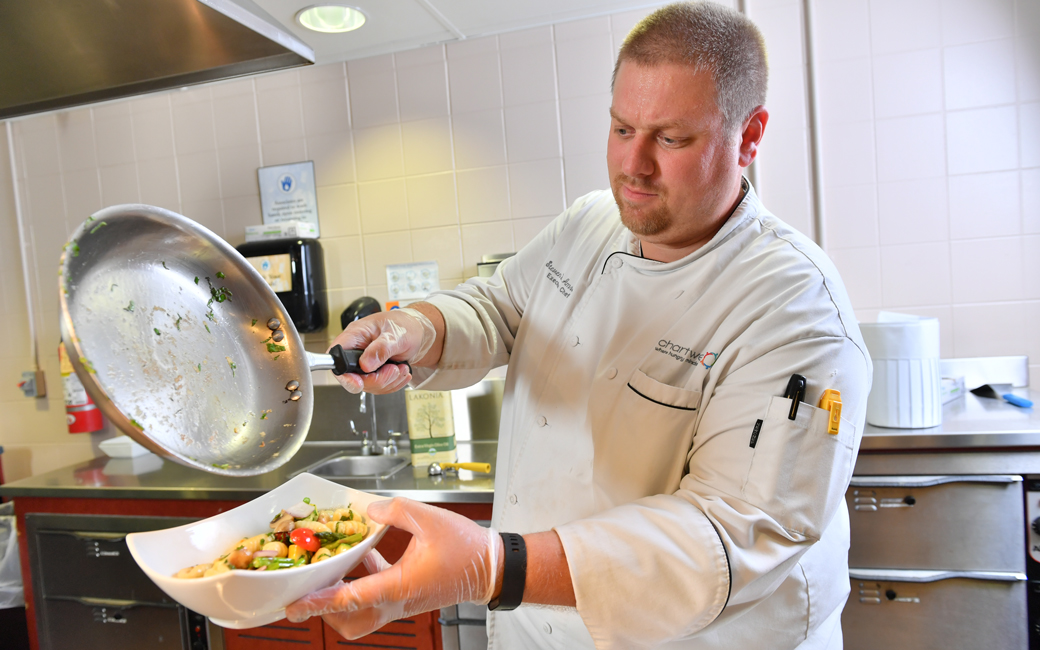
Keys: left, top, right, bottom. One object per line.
{"left": 413, "top": 181, "right": 871, "bottom": 649}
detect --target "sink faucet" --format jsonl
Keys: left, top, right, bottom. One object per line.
{"left": 381, "top": 430, "right": 401, "bottom": 456}
{"left": 360, "top": 430, "right": 374, "bottom": 455}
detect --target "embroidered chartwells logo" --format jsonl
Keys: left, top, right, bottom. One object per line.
{"left": 655, "top": 339, "right": 719, "bottom": 368}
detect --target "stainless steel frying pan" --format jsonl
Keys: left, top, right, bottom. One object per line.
{"left": 59, "top": 204, "right": 371, "bottom": 477}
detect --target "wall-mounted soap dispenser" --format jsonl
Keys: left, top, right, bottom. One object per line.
{"left": 236, "top": 238, "right": 328, "bottom": 333}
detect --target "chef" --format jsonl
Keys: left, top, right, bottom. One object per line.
{"left": 287, "top": 2, "right": 870, "bottom": 648}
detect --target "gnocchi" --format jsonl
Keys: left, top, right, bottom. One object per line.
{"left": 174, "top": 498, "right": 368, "bottom": 578}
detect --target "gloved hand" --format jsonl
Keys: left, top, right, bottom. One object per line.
{"left": 285, "top": 497, "right": 502, "bottom": 640}
{"left": 329, "top": 307, "right": 437, "bottom": 394}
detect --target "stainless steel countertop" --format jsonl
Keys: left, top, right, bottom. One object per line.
{"left": 861, "top": 388, "right": 1040, "bottom": 451}
{"left": 3, "top": 388, "right": 1037, "bottom": 501}
{"left": 0, "top": 441, "right": 496, "bottom": 503}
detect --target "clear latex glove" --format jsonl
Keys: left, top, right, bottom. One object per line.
{"left": 328, "top": 307, "right": 437, "bottom": 394}
{"left": 285, "top": 497, "right": 502, "bottom": 640}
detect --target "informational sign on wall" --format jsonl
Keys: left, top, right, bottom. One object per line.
{"left": 257, "top": 161, "right": 320, "bottom": 236}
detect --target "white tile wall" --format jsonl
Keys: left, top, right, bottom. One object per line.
{"left": 4, "top": 1, "right": 1040, "bottom": 480}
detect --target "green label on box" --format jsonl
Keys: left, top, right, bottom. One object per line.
{"left": 414, "top": 435, "right": 455, "bottom": 453}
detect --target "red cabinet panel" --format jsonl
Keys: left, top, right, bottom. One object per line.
{"left": 323, "top": 612, "right": 441, "bottom": 650}
{"left": 223, "top": 619, "right": 325, "bottom": 649}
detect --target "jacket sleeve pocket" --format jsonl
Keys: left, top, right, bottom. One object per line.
{"left": 627, "top": 369, "right": 701, "bottom": 411}
{"left": 741, "top": 395, "right": 856, "bottom": 539}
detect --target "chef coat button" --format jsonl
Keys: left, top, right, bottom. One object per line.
{"left": 509, "top": 494, "right": 518, "bottom": 505}
{"left": 537, "top": 415, "right": 547, "bottom": 427}
{"left": 611, "top": 257, "right": 623, "bottom": 269}
{"left": 606, "top": 367, "right": 618, "bottom": 379}
{"left": 570, "top": 335, "right": 579, "bottom": 347}
{"left": 543, "top": 622, "right": 553, "bottom": 634}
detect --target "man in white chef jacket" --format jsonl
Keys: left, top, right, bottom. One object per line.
{"left": 287, "top": 3, "right": 870, "bottom": 648}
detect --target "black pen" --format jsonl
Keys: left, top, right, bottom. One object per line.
{"left": 784, "top": 374, "right": 806, "bottom": 420}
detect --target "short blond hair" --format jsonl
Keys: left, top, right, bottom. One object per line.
{"left": 613, "top": 2, "right": 768, "bottom": 133}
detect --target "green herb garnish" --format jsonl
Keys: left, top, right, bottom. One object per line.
{"left": 71, "top": 242, "right": 80, "bottom": 257}
{"left": 174, "top": 315, "right": 183, "bottom": 330}
{"left": 130, "top": 419, "right": 144, "bottom": 429}
{"left": 194, "top": 276, "right": 199, "bottom": 285}
{"left": 196, "top": 363, "right": 202, "bottom": 372}
{"left": 226, "top": 357, "right": 236, "bottom": 376}
{"left": 123, "top": 300, "right": 134, "bottom": 312}
{"left": 80, "top": 357, "right": 96, "bottom": 373}
{"left": 204, "top": 323, "right": 210, "bottom": 333}
{"left": 162, "top": 261, "right": 169, "bottom": 270}
{"left": 212, "top": 463, "right": 230, "bottom": 470}
{"left": 260, "top": 412, "right": 268, "bottom": 420}
{"left": 251, "top": 318, "right": 258, "bottom": 326}
{"left": 216, "top": 271, "right": 225, "bottom": 279}
{"left": 153, "top": 328, "right": 161, "bottom": 336}
{"left": 90, "top": 221, "right": 107, "bottom": 234}
{"left": 266, "top": 343, "right": 286, "bottom": 353}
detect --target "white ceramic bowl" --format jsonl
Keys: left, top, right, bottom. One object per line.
{"left": 126, "top": 473, "right": 389, "bottom": 629}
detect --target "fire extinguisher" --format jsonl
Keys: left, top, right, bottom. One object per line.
{"left": 59, "top": 341, "right": 104, "bottom": 433}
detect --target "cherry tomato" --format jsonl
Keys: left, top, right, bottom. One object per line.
{"left": 290, "top": 527, "right": 320, "bottom": 552}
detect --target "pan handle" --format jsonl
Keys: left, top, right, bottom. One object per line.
{"left": 307, "top": 345, "right": 411, "bottom": 376}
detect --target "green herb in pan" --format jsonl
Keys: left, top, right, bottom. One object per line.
{"left": 194, "top": 276, "right": 199, "bottom": 285}
{"left": 123, "top": 300, "right": 134, "bottom": 312}
{"left": 251, "top": 318, "right": 258, "bottom": 326}
{"left": 267, "top": 343, "right": 286, "bottom": 353}
{"left": 162, "top": 261, "right": 169, "bottom": 270}
{"left": 204, "top": 323, "right": 210, "bottom": 333}
{"left": 153, "top": 328, "right": 161, "bottom": 336}
{"left": 216, "top": 271, "right": 225, "bottom": 279}
{"left": 90, "top": 221, "right": 107, "bottom": 234}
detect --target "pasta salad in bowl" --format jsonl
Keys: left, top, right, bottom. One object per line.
{"left": 126, "top": 473, "right": 389, "bottom": 628}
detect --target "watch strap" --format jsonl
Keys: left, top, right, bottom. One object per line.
{"left": 488, "top": 532, "right": 526, "bottom": 611}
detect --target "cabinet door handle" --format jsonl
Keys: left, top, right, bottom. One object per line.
{"left": 850, "top": 474, "right": 1022, "bottom": 488}
{"left": 849, "top": 568, "right": 1027, "bottom": 583}
{"left": 438, "top": 617, "right": 487, "bottom": 627}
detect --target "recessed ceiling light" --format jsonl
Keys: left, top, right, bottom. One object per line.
{"left": 296, "top": 5, "right": 366, "bottom": 33}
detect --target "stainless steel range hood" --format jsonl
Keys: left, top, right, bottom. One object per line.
{"left": 0, "top": 0, "right": 314, "bottom": 119}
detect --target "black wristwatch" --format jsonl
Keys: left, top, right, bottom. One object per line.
{"left": 488, "top": 532, "right": 527, "bottom": 611}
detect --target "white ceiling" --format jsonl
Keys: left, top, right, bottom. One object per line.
{"left": 251, "top": 0, "right": 662, "bottom": 64}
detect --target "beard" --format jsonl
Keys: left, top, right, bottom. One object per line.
{"left": 611, "top": 173, "right": 672, "bottom": 237}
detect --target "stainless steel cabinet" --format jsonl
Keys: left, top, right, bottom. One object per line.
{"left": 25, "top": 513, "right": 220, "bottom": 650}
{"left": 843, "top": 475, "right": 1027, "bottom": 650}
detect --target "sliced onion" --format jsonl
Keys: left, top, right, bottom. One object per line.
{"left": 285, "top": 501, "right": 315, "bottom": 519}
{"left": 254, "top": 550, "right": 278, "bottom": 558}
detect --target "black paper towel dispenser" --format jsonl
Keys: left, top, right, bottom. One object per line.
{"left": 236, "top": 238, "right": 328, "bottom": 333}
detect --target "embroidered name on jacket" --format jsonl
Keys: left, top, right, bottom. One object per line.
{"left": 655, "top": 339, "right": 719, "bottom": 368}
{"left": 544, "top": 261, "right": 574, "bottom": 297}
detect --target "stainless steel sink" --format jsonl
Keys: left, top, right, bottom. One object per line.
{"left": 295, "top": 452, "right": 410, "bottom": 480}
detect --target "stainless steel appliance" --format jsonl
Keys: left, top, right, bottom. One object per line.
{"left": 842, "top": 372, "right": 1040, "bottom": 649}
{"left": 0, "top": 0, "right": 313, "bottom": 119}
{"left": 25, "top": 513, "right": 222, "bottom": 650}
{"left": 843, "top": 473, "right": 1027, "bottom": 649}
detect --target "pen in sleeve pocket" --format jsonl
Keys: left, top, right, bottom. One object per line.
{"left": 784, "top": 374, "right": 806, "bottom": 420}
